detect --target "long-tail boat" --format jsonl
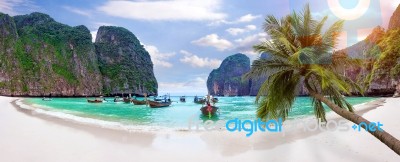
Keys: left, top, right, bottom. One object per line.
{"left": 180, "top": 96, "right": 186, "bottom": 102}
{"left": 200, "top": 105, "right": 218, "bottom": 117}
{"left": 87, "top": 97, "right": 104, "bottom": 103}
{"left": 132, "top": 99, "right": 148, "bottom": 105}
{"left": 123, "top": 97, "right": 132, "bottom": 103}
{"left": 194, "top": 96, "right": 206, "bottom": 104}
{"left": 212, "top": 98, "right": 219, "bottom": 103}
{"left": 148, "top": 100, "right": 171, "bottom": 108}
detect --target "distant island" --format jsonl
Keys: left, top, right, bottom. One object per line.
{"left": 0, "top": 12, "right": 157, "bottom": 97}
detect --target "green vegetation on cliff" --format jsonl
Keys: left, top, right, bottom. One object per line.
{"left": 207, "top": 53, "right": 250, "bottom": 96}
{"left": 0, "top": 12, "right": 158, "bottom": 96}
{"left": 370, "top": 29, "right": 400, "bottom": 83}
{"left": 95, "top": 26, "right": 157, "bottom": 95}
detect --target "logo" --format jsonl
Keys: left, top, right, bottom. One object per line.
{"left": 187, "top": 115, "right": 384, "bottom": 137}
{"left": 225, "top": 118, "right": 283, "bottom": 137}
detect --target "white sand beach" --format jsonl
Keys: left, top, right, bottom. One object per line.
{"left": 0, "top": 96, "right": 399, "bottom": 162}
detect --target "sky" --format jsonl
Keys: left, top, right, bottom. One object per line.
{"left": 0, "top": 0, "right": 399, "bottom": 95}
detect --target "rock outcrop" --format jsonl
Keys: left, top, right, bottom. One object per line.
{"left": 0, "top": 12, "right": 158, "bottom": 96}
{"left": 207, "top": 53, "right": 250, "bottom": 96}
{"left": 0, "top": 12, "right": 103, "bottom": 96}
{"left": 339, "top": 26, "right": 385, "bottom": 58}
{"left": 340, "top": 26, "right": 398, "bottom": 96}
{"left": 95, "top": 26, "right": 157, "bottom": 96}
{"left": 389, "top": 4, "right": 400, "bottom": 97}
{"left": 389, "top": 4, "right": 400, "bottom": 30}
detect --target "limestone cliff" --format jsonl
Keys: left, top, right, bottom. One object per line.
{"left": 207, "top": 53, "right": 250, "bottom": 96}
{"left": 0, "top": 12, "right": 102, "bottom": 96}
{"left": 95, "top": 26, "right": 157, "bottom": 96}
{"left": 0, "top": 12, "right": 158, "bottom": 96}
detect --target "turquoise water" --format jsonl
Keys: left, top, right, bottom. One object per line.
{"left": 23, "top": 97, "right": 376, "bottom": 129}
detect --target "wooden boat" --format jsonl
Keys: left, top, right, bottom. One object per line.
{"left": 123, "top": 97, "right": 132, "bottom": 103}
{"left": 87, "top": 98, "right": 103, "bottom": 103}
{"left": 212, "top": 98, "right": 219, "bottom": 103}
{"left": 194, "top": 96, "right": 206, "bottom": 104}
{"left": 200, "top": 105, "right": 219, "bottom": 117}
{"left": 148, "top": 100, "right": 171, "bottom": 108}
{"left": 131, "top": 99, "right": 147, "bottom": 105}
{"left": 180, "top": 96, "right": 186, "bottom": 102}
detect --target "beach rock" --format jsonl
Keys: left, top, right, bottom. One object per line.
{"left": 207, "top": 53, "right": 250, "bottom": 96}
{"left": 95, "top": 26, "right": 157, "bottom": 96}
{"left": 389, "top": 4, "right": 400, "bottom": 30}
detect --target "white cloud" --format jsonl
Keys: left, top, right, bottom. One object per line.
{"left": 226, "top": 28, "right": 245, "bottom": 36}
{"left": 144, "top": 45, "right": 175, "bottom": 68}
{"left": 235, "top": 32, "right": 268, "bottom": 55}
{"left": 237, "top": 14, "right": 261, "bottom": 23}
{"left": 90, "top": 30, "right": 97, "bottom": 42}
{"left": 0, "top": 0, "right": 38, "bottom": 15}
{"left": 226, "top": 25, "right": 257, "bottom": 36}
{"left": 246, "top": 24, "right": 257, "bottom": 30}
{"left": 97, "top": 0, "right": 226, "bottom": 21}
{"left": 63, "top": 6, "right": 92, "bottom": 17}
{"left": 158, "top": 76, "right": 208, "bottom": 95}
{"left": 191, "top": 34, "right": 233, "bottom": 51}
{"left": 208, "top": 14, "right": 261, "bottom": 26}
{"left": 179, "top": 50, "right": 221, "bottom": 68}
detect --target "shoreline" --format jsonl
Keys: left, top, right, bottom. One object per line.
{"left": 15, "top": 97, "right": 380, "bottom": 133}
{"left": 1, "top": 96, "right": 399, "bottom": 161}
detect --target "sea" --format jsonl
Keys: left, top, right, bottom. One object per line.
{"left": 19, "top": 96, "right": 376, "bottom": 131}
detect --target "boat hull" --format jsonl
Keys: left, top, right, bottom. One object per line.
{"left": 148, "top": 101, "right": 171, "bottom": 108}
{"left": 87, "top": 100, "right": 103, "bottom": 103}
{"left": 123, "top": 98, "right": 132, "bottom": 103}
{"left": 132, "top": 99, "right": 147, "bottom": 105}
{"left": 200, "top": 106, "right": 218, "bottom": 116}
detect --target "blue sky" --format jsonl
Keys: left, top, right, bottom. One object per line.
{"left": 0, "top": 0, "right": 399, "bottom": 95}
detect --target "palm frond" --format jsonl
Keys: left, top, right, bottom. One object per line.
{"left": 256, "top": 70, "right": 301, "bottom": 121}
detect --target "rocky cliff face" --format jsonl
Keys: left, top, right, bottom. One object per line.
{"left": 207, "top": 53, "right": 250, "bottom": 96}
{"left": 338, "top": 3, "right": 400, "bottom": 97}
{"left": 0, "top": 12, "right": 158, "bottom": 96}
{"left": 95, "top": 26, "right": 157, "bottom": 96}
{"left": 342, "top": 26, "right": 393, "bottom": 96}
{"left": 0, "top": 12, "right": 103, "bottom": 96}
{"left": 389, "top": 4, "right": 400, "bottom": 96}
{"left": 389, "top": 4, "right": 400, "bottom": 30}
{"left": 339, "top": 26, "right": 385, "bottom": 58}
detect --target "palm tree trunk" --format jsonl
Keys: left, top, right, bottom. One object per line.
{"left": 307, "top": 87, "right": 400, "bottom": 155}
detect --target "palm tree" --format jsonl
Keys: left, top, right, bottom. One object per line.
{"left": 245, "top": 4, "right": 400, "bottom": 155}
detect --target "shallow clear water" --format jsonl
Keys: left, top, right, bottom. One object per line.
{"left": 24, "top": 96, "right": 376, "bottom": 129}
